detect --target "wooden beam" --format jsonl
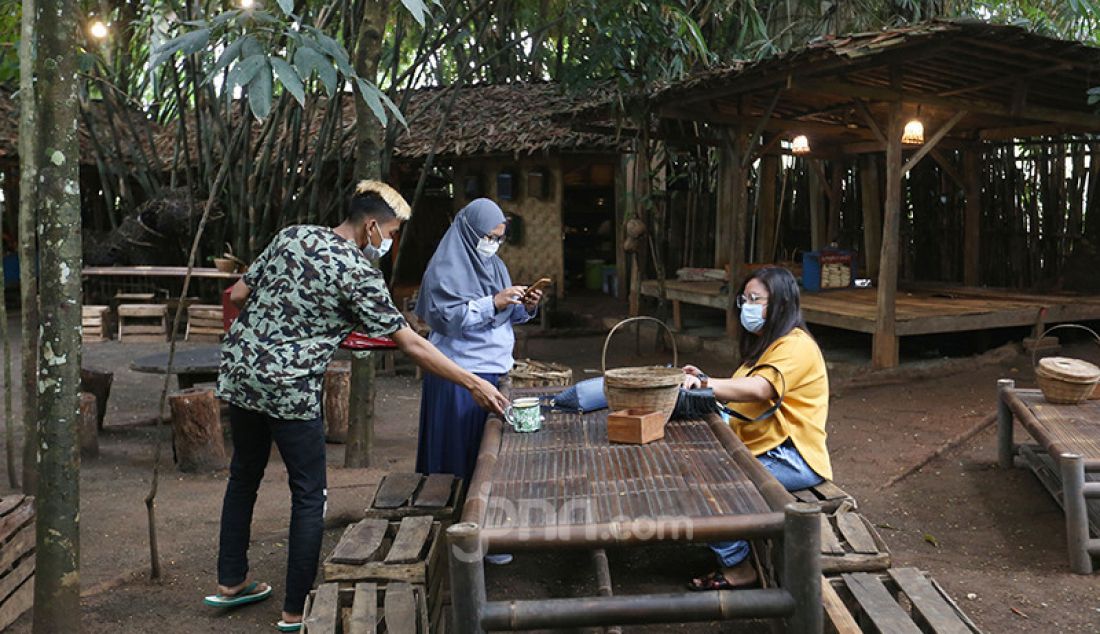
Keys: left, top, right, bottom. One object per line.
{"left": 978, "top": 123, "right": 1096, "bottom": 141}
{"left": 726, "top": 128, "right": 750, "bottom": 339}
{"left": 962, "top": 148, "right": 982, "bottom": 286}
{"left": 808, "top": 159, "right": 827, "bottom": 251}
{"left": 743, "top": 88, "right": 783, "bottom": 168}
{"left": 901, "top": 110, "right": 968, "bottom": 175}
{"left": 828, "top": 160, "right": 844, "bottom": 244}
{"left": 873, "top": 102, "right": 903, "bottom": 369}
{"left": 755, "top": 155, "right": 779, "bottom": 263}
{"left": 796, "top": 79, "right": 1100, "bottom": 129}
{"left": 854, "top": 99, "right": 886, "bottom": 145}
{"left": 809, "top": 159, "right": 838, "bottom": 204}
{"left": 714, "top": 136, "right": 735, "bottom": 270}
{"left": 929, "top": 148, "right": 964, "bottom": 190}
{"left": 659, "top": 106, "right": 872, "bottom": 137}
{"left": 959, "top": 37, "right": 1097, "bottom": 73}
{"left": 936, "top": 63, "right": 1070, "bottom": 97}
{"left": 752, "top": 134, "right": 784, "bottom": 162}
{"left": 859, "top": 154, "right": 882, "bottom": 277}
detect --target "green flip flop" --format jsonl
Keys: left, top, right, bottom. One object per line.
{"left": 203, "top": 581, "right": 273, "bottom": 608}
{"left": 276, "top": 620, "right": 302, "bottom": 632}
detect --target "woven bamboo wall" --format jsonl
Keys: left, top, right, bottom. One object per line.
{"left": 453, "top": 156, "right": 565, "bottom": 297}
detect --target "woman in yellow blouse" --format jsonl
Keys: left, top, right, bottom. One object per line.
{"left": 683, "top": 266, "right": 831, "bottom": 590}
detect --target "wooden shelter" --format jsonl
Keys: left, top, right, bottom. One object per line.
{"left": 578, "top": 20, "right": 1100, "bottom": 367}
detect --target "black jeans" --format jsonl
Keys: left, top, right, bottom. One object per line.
{"left": 217, "top": 404, "right": 327, "bottom": 615}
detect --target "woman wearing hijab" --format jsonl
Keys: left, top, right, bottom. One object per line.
{"left": 415, "top": 198, "right": 542, "bottom": 484}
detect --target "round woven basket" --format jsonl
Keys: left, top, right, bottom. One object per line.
{"left": 601, "top": 317, "right": 682, "bottom": 423}
{"left": 510, "top": 359, "right": 573, "bottom": 388}
{"left": 1032, "top": 325, "right": 1100, "bottom": 404}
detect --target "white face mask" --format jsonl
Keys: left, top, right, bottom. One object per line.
{"left": 476, "top": 237, "right": 500, "bottom": 258}
{"left": 363, "top": 223, "right": 392, "bottom": 260}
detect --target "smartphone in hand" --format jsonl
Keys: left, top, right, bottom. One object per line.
{"left": 522, "top": 277, "right": 552, "bottom": 302}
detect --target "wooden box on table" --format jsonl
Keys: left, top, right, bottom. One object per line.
{"left": 607, "top": 409, "right": 666, "bottom": 444}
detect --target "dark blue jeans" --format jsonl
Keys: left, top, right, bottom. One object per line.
{"left": 218, "top": 404, "right": 327, "bottom": 615}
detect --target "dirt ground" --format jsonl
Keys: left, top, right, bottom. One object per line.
{"left": 2, "top": 308, "right": 1100, "bottom": 632}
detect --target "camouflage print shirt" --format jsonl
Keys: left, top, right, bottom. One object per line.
{"left": 217, "top": 225, "right": 406, "bottom": 420}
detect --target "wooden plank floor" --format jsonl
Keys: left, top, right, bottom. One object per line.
{"left": 641, "top": 280, "right": 1100, "bottom": 337}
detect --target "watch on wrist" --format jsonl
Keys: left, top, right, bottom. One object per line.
{"left": 697, "top": 372, "right": 709, "bottom": 389}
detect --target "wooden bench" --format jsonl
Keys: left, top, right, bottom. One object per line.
{"left": 303, "top": 581, "right": 435, "bottom": 633}
{"left": 824, "top": 568, "right": 981, "bottom": 634}
{"left": 998, "top": 381, "right": 1100, "bottom": 573}
{"left": 82, "top": 305, "right": 109, "bottom": 342}
{"left": 185, "top": 304, "right": 224, "bottom": 341}
{"left": 323, "top": 516, "right": 446, "bottom": 632}
{"left": 365, "top": 473, "right": 464, "bottom": 523}
{"left": 0, "top": 495, "right": 35, "bottom": 631}
{"left": 117, "top": 303, "right": 167, "bottom": 342}
{"left": 792, "top": 480, "right": 859, "bottom": 513}
{"left": 820, "top": 508, "right": 891, "bottom": 574}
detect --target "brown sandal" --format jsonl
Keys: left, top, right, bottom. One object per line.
{"left": 687, "top": 570, "right": 735, "bottom": 591}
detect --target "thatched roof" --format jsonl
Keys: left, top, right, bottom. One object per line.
{"left": 570, "top": 19, "right": 1100, "bottom": 148}
{"left": 0, "top": 88, "right": 164, "bottom": 168}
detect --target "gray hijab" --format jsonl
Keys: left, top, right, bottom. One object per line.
{"left": 415, "top": 199, "right": 512, "bottom": 337}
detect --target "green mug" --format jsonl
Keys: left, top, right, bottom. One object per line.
{"left": 505, "top": 397, "right": 542, "bottom": 433}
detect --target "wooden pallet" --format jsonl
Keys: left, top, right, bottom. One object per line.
{"left": 186, "top": 304, "right": 224, "bottom": 341}
{"left": 792, "top": 480, "right": 859, "bottom": 513}
{"left": 0, "top": 495, "right": 35, "bottom": 631}
{"left": 825, "top": 569, "right": 982, "bottom": 634}
{"left": 117, "top": 304, "right": 167, "bottom": 342}
{"left": 820, "top": 509, "right": 891, "bottom": 574}
{"left": 365, "top": 473, "right": 464, "bottom": 522}
{"left": 82, "top": 305, "right": 109, "bottom": 343}
{"left": 303, "top": 581, "right": 439, "bottom": 634}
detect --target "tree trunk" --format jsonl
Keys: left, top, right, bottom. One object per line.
{"left": 79, "top": 367, "right": 114, "bottom": 430}
{"left": 79, "top": 393, "right": 98, "bottom": 460}
{"left": 168, "top": 388, "right": 226, "bottom": 473}
{"left": 31, "top": 0, "right": 84, "bottom": 627}
{"left": 2, "top": 169, "right": 15, "bottom": 489}
{"left": 345, "top": 351, "right": 375, "bottom": 468}
{"left": 323, "top": 361, "right": 351, "bottom": 444}
{"left": 18, "top": 0, "right": 39, "bottom": 497}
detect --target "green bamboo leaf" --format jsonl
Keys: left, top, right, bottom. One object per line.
{"left": 210, "top": 9, "right": 242, "bottom": 27}
{"left": 294, "top": 46, "right": 336, "bottom": 96}
{"left": 379, "top": 90, "right": 407, "bottom": 128}
{"left": 205, "top": 37, "right": 247, "bottom": 84}
{"left": 227, "top": 53, "right": 266, "bottom": 95}
{"left": 241, "top": 35, "right": 264, "bottom": 58}
{"left": 179, "top": 28, "right": 211, "bottom": 55}
{"left": 356, "top": 78, "right": 387, "bottom": 126}
{"left": 271, "top": 57, "right": 305, "bottom": 107}
{"left": 399, "top": 0, "right": 427, "bottom": 26}
{"left": 248, "top": 62, "right": 273, "bottom": 120}
{"left": 276, "top": 0, "right": 294, "bottom": 16}
{"left": 313, "top": 32, "right": 350, "bottom": 65}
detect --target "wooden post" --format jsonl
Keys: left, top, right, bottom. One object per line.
{"left": 324, "top": 361, "right": 351, "bottom": 444}
{"left": 963, "top": 147, "right": 982, "bottom": 286}
{"left": 859, "top": 154, "right": 883, "bottom": 277}
{"left": 714, "top": 139, "right": 735, "bottom": 270}
{"left": 1060, "top": 453, "right": 1093, "bottom": 574}
{"left": 755, "top": 155, "right": 779, "bottom": 263}
{"left": 722, "top": 129, "right": 749, "bottom": 338}
{"left": 345, "top": 351, "right": 376, "bottom": 468}
{"left": 808, "top": 159, "right": 827, "bottom": 251}
{"left": 828, "top": 160, "right": 843, "bottom": 243}
{"left": 615, "top": 153, "right": 636, "bottom": 300}
{"left": 78, "top": 392, "right": 98, "bottom": 460}
{"left": 168, "top": 388, "right": 227, "bottom": 473}
{"left": 873, "top": 102, "right": 904, "bottom": 369}
{"left": 80, "top": 366, "right": 114, "bottom": 430}
{"left": 996, "top": 379, "right": 1015, "bottom": 469}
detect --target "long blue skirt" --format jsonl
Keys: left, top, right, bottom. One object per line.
{"left": 416, "top": 371, "right": 500, "bottom": 481}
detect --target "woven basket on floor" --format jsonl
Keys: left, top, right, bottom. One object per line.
{"left": 601, "top": 317, "right": 682, "bottom": 423}
{"left": 1033, "top": 325, "right": 1100, "bottom": 404}
{"left": 510, "top": 359, "right": 573, "bottom": 388}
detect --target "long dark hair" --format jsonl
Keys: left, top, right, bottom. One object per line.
{"left": 738, "top": 266, "right": 809, "bottom": 365}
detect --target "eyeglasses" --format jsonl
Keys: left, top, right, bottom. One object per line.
{"left": 483, "top": 234, "right": 505, "bottom": 244}
{"left": 735, "top": 293, "right": 769, "bottom": 308}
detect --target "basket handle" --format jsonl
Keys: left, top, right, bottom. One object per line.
{"left": 601, "top": 316, "right": 678, "bottom": 374}
{"left": 1031, "top": 324, "right": 1100, "bottom": 370}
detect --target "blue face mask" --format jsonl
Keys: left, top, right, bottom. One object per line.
{"left": 740, "top": 303, "right": 766, "bottom": 333}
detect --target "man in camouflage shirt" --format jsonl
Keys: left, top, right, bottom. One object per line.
{"left": 209, "top": 181, "right": 507, "bottom": 629}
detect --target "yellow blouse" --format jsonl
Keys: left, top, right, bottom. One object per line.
{"left": 727, "top": 327, "right": 832, "bottom": 481}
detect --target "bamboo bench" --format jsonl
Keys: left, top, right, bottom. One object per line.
{"left": 824, "top": 568, "right": 982, "bottom": 633}
{"left": 365, "top": 473, "right": 464, "bottom": 523}
{"left": 323, "top": 516, "right": 447, "bottom": 631}
{"left": 0, "top": 495, "right": 35, "bottom": 631}
{"left": 997, "top": 380, "right": 1100, "bottom": 573}
{"left": 303, "top": 581, "right": 435, "bottom": 633}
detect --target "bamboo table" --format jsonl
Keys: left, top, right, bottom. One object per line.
{"left": 997, "top": 379, "right": 1100, "bottom": 573}
{"left": 448, "top": 387, "right": 824, "bottom": 633}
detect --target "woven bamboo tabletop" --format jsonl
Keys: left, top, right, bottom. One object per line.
{"left": 1005, "top": 388, "right": 1100, "bottom": 467}
{"left": 482, "top": 387, "right": 772, "bottom": 531}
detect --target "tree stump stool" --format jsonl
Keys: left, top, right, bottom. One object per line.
{"left": 79, "top": 392, "right": 99, "bottom": 459}
{"left": 168, "top": 388, "right": 227, "bottom": 472}
{"left": 80, "top": 366, "right": 114, "bottom": 430}
{"left": 324, "top": 361, "right": 351, "bottom": 443}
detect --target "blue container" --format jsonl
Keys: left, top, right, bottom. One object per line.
{"left": 3, "top": 254, "right": 19, "bottom": 286}
{"left": 802, "top": 249, "right": 856, "bottom": 292}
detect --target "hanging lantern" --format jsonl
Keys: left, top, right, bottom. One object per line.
{"left": 791, "top": 135, "right": 811, "bottom": 155}
{"left": 902, "top": 119, "right": 925, "bottom": 145}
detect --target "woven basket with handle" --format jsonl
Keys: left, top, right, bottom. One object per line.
{"left": 1033, "top": 325, "right": 1100, "bottom": 404}
{"left": 602, "top": 317, "right": 682, "bottom": 423}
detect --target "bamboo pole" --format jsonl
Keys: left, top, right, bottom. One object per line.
{"left": 18, "top": 0, "right": 39, "bottom": 497}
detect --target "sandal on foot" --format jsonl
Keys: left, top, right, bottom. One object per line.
{"left": 203, "top": 581, "right": 273, "bottom": 607}
{"left": 276, "top": 620, "right": 302, "bottom": 632}
{"left": 687, "top": 570, "right": 736, "bottom": 591}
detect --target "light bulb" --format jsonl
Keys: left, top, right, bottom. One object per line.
{"left": 90, "top": 21, "right": 108, "bottom": 39}
{"left": 902, "top": 119, "right": 925, "bottom": 145}
{"left": 791, "top": 135, "right": 811, "bottom": 155}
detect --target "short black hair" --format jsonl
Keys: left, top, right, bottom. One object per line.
{"left": 347, "top": 191, "right": 397, "bottom": 223}
{"left": 737, "top": 266, "right": 811, "bottom": 365}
